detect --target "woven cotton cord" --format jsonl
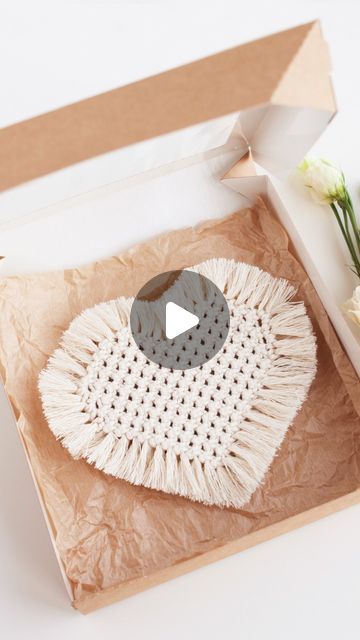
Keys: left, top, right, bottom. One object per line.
{"left": 78, "top": 300, "right": 275, "bottom": 468}
{"left": 39, "top": 258, "right": 317, "bottom": 509}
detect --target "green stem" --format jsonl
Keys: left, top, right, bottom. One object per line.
{"left": 340, "top": 203, "right": 358, "bottom": 263}
{"left": 342, "top": 203, "right": 351, "bottom": 238}
{"left": 344, "top": 190, "right": 360, "bottom": 253}
{"left": 331, "top": 203, "right": 360, "bottom": 278}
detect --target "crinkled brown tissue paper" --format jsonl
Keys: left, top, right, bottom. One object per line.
{"left": 0, "top": 199, "right": 360, "bottom": 613}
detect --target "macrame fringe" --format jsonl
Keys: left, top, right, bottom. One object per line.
{"left": 39, "top": 258, "right": 317, "bottom": 509}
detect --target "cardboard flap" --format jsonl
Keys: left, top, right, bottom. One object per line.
{"left": 271, "top": 21, "right": 335, "bottom": 111}
{"left": 225, "top": 20, "right": 336, "bottom": 175}
{"left": 0, "top": 21, "right": 335, "bottom": 195}
{"left": 226, "top": 103, "right": 335, "bottom": 177}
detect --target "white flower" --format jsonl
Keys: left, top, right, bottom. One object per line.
{"left": 344, "top": 286, "right": 360, "bottom": 328}
{"left": 298, "top": 157, "right": 346, "bottom": 205}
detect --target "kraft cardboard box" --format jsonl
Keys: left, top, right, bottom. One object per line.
{"left": 1, "top": 21, "right": 359, "bottom": 613}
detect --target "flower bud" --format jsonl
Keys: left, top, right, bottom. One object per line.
{"left": 298, "top": 157, "right": 346, "bottom": 205}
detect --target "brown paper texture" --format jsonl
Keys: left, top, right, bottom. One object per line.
{"left": 0, "top": 199, "right": 359, "bottom": 612}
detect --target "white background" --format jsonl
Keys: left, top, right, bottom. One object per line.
{"left": 1, "top": 1, "right": 360, "bottom": 638}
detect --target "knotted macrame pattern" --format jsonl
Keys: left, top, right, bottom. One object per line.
{"left": 39, "top": 259, "right": 317, "bottom": 509}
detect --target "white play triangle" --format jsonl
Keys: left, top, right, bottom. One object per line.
{"left": 165, "top": 302, "right": 199, "bottom": 340}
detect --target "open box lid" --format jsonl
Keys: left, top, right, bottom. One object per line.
{"left": 0, "top": 20, "right": 335, "bottom": 224}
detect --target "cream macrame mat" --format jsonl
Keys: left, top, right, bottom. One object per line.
{"left": 39, "top": 258, "right": 316, "bottom": 509}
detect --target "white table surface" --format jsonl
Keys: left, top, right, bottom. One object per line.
{"left": 1, "top": 1, "right": 360, "bottom": 638}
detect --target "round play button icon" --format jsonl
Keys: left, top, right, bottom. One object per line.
{"left": 130, "top": 269, "right": 230, "bottom": 370}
